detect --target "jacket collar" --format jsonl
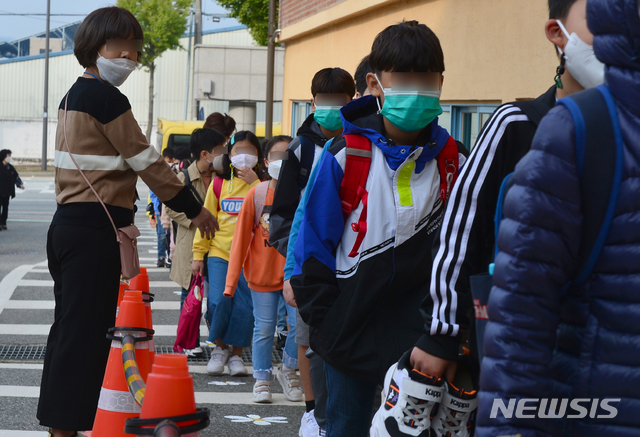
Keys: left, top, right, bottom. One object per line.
{"left": 297, "top": 113, "right": 328, "bottom": 146}
{"left": 339, "top": 95, "right": 451, "bottom": 172}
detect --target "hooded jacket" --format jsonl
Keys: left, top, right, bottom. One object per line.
{"left": 476, "top": 1, "right": 640, "bottom": 435}
{"left": 269, "top": 113, "right": 328, "bottom": 257}
{"left": 0, "top": 162, "right": 22, "bottom": 198}
{"left": 291, "top": 95, "right": 467, "bottom": 383}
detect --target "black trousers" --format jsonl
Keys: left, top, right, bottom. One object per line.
{"left": 37, "top": 224, "right": 121, "bottom": 431}
{"left": 0, "top": 195, "right": 9, "bottom": 225}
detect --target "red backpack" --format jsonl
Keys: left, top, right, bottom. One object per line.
{"left": 339, "top": 134, "right": 459, "bottom": 258}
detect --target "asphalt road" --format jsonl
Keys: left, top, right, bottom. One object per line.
{"left": 0, "top": 176, "right": 307, "bottom": 437}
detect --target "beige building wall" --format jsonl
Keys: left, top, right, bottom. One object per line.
{"left": 279, "top": 0, "right": 558, "bottom": 135}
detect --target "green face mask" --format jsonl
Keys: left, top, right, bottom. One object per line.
{"left": 314, "top": 106, "right": 343, "bottom": 131}
{"left": 376, "top": 75, "right": 443, "bottom": 132}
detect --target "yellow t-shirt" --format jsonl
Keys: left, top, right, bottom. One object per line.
{"left": 192, "top": 177, "right": 258, "bottom": 262}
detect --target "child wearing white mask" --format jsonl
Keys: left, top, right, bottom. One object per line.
{"left": 192, "top": 131, "right": 265, "bottom": 377}
{"left": 223, "top": 135, "right": 304, "bottom": 404}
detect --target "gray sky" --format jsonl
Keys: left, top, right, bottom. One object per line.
{"left": 0, "top": 0, "right": 239, "bottom": 42}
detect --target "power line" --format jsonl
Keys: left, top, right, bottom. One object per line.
{"left": 0, "top": 13, "right": 85, "bottom": 16}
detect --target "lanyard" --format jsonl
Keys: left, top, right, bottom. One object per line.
{"left": 84, "top": 72, "right": 104, "bottom": 84}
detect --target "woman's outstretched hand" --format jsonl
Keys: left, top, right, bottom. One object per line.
{"left": 191, "top": 207, "right": 219, "bottom": 240}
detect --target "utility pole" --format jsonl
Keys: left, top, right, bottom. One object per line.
{"left": 190, "top": 0, "right": 202, "bottom": 120}
{"left": 41, "top": 0, "right": 51, "bottom": 171}
{"left": 183, "top": 10, "right": 194, "bottom": 120}
{"left": 265, "top": 0, "right": 278, "bottom": 139}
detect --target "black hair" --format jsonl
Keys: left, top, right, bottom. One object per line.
{"left": 354, "top": 55, "right": 372, "bottom": 95}
{"left": 174, "top": 146, "right": 192, "bottom": 168}
{"left": 162, "top": 148, "right": 175, "bottom": 159}
{"left": 311, "top": 68, "right": 356, "bottom": 98}
{"left": 0, "top": 149, "right": 10, "bottom": 162}
{"left": 263, "top": 135, "right": 293, "bottom": 159}
{"left": 549, "top": 0, "right": 580, "bottom": 20}
{"left": 369, "top": 20, "right": 444, "bottom": 74}
{"left": 74, "top": 7, "right": 144, "bottom": 68}
{"left": 189, "top": 128, "right": 226, "bottom": 161}
{"left": 220, "top": 131, "right": 264, "bottom": 181}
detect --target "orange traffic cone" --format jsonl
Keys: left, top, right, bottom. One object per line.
{"left": 142, "top": 292, "right": 155, "bottom": 365}
{"left": 115, "top": 281, "right": 127, "bottom": 320}
{"left": 91, "top": 290, "right": 154, "bottom": 436}
{"left": 129, "top": 268, "right": 149, "bottom": 293}
{"left": 125, "top": 355, "right": 209, "bottom": 436}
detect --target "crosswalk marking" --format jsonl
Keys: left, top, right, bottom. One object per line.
{"left": 0, "top": 324, "right": 207, "bottom": 336}
{"left": 17, "top": 280, "right": 179, "bottom": 288}
{"left": 0, "top": 385, "right": 300, "bottom": 406}
{"left": 3, "top": 300, "right": 181, "bottom": 310}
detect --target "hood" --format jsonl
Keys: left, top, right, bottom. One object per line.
{"left": 296, "top": 113, "right": 328, "bottom": 146}
{"left": 589, "top": 0, "right": 640, "bottom": 115}
{"left": 339, "top": 95, "right": 451, "bottom": 172}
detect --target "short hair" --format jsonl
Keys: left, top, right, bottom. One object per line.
{"left": 369, "top": 20, "right": 444, "bottom": 74}
{"left": 74, "top": 7, "right": 144, "bottom": 68}
{"left": 310, "top": 68, "right": 356, "bottom": 98}
{"left": 549, "top": 0, "right": 580, "bottom": 19}
{"left": 162, "top": 148, "right": 175, "bottom": 159}
{"left": 220, "top": 131, "right": 265, "bottom": 180}
{"left": 174, "top": 146, "right": 192, "bottom": 166}
{"left": 0, "top": 149, "right": 10, "bottom": 162}
{"left": 263, "top": 135, "right": 293, "bottom": 159}
{"left": 204, "top": 112, "right": 236, "bottom": 138}
{"left": 354, "top": 55, "right": 372, "bottom": 95}
{"left": 189, "top": 128, "right": 226, "bottom": 160}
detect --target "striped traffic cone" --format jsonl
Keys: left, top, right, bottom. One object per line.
{"left": 125, "top": 355, "right": 209, "bottom": 436}
{"left": 91, "top": 290, "right": 154, "bottom": 436}
{"left": 142, "top": 292, "right": 155, "bottom": 366}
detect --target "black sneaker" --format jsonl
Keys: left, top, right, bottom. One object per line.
{"left": 430, "top": 381, "right": 477, "bottom": 437}
{"left": 276, "top": 330, "right": 288, "bottom": 352}
{"left": 156, "top": 258, "right": 165, "bottom": 267}
{"left": 370, "top": 350, "right": 445, "bottom": 437}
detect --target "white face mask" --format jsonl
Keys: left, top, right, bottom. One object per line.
{"left": 5, "top": 156, "right": 12, "bottom": 164}
{"left": 267, "top": 160, "right": 283, "bottom": 180}
{"left": 212, "top": 155, "right": 224, "bottom": 172}
{"left": 557, "top": 20, "right": 605, "bottom": 89}
{"left": 95, "top": 54, "right": 136, "bottom": 87}
{"left": 231, "top": 154, "right": 258, "bottom": 169}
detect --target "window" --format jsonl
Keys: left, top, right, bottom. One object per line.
{"left": 291, "top": 101, "right": 312, "bottom": 137}
{"left": 449, "top": 105, "right": 498, "bottom": 150}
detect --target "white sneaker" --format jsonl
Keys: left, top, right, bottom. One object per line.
{"left": 184, "top": 347, "right": 204, "bottom": 358}
{"left": 253, "top": 379, "right": 273, "bottom": 403}
{"left": 370, "top": 353, "right": 445, "bottom": 437}
{"left": 298, "top": 410, "right": 319, "bottom": 437}
{"left": 430, "top": 382, "right": 477, "bottom": 437}
{"left": 275, "top": 366, "right": 303, "bottom": 402}
{"left": 206, "top": 346, "right": 229, "bottom": 375}
{"left": 228, "top": 355, "right": 248, "bottom": 376}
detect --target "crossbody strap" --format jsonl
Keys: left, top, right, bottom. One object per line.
{"left": 63, "top": 93, "right": 121, "bottom": 242}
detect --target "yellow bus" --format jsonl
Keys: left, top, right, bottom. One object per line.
{"left": 156, "top": 118, "right": 205, "bottom": 153}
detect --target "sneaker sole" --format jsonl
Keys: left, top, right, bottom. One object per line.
{"left": 253, "top": 394, "right": 273, "bottom": 403}
{"left": 229, "top": 367, "right": 249, "bottom": 377}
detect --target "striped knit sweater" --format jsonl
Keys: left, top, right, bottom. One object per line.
{"left": 53, "top": 77, "right": 200, "bottom": 227}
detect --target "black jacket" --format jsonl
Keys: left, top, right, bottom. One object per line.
{"left": 0, "top": 163, "right": 22, "bottom": 198}
{"left": 269, "top": 113, "right": 328, "bottom": 257}
{"left": 416, "top": 86, "right": 557, "bottom": 361}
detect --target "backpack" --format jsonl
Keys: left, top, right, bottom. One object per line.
{"left": 471, "top": 85, "right": 624, "bottom": 362}
{"left": 182, "top": 169, "right": 204, "bottom": 206}
{"left": 339, "top": 134, "right": 460, "bottom": 258}
{"left": 213, "top": 176, "right": 269, "bottom": 228}
{"left": 297, "top": 135, "right": 318, "bottom": 190}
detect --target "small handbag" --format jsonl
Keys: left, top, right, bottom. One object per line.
{"left": 174, "top": 274, "right": 204, "bottom": 352}
{"left": 63, "top": 93, "right": 141, "bottom": 279}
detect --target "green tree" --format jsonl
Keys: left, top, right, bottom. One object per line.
{"left": 117, "top": 0, "right": 191, "bottom": 141}
{"left": 216, "top": 0, "right": 275, "bottom": 46}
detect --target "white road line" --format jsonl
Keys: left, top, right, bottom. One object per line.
{"left": 17, "top": 280, "right": 178, "bottom": 288}
{"left": 0, "top": 363, "right": 255, "bottom": 374}
{"left": 0, "top": 324, "right": 207, "bottom": 336}
{"left": 0, "top": 385, "right": 299, "bottom": 406}
{"left": 0, "top": 263, "right": 37, "bottom": 316}
{"left": 0, "top": 431, "right": 48, "bottom": 436}
{"left": 3, "top": 301, "right": 181, "bottom": 310}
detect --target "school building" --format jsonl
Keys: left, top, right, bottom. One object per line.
{"left": 278, "top": 0, "right": 557, "bottom": 148}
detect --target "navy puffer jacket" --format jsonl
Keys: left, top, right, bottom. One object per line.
{"left": 476, "top": 0, "right": 640, "bottom": 436}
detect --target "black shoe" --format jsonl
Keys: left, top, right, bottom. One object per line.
{"left": 276, "top": 330, "right": 288, "bottom": 352}
{"left": 165, "top": 259, "right": 172, "bottom": 268}
{"left": 157, "top": 258, "right": 165, "bottom": 267}
{"left": 1, "top": 225, "right": 6, "bottom": 230}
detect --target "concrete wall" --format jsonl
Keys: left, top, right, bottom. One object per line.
{"left": 278, "top": 0, "right": 557, "bottom": 135}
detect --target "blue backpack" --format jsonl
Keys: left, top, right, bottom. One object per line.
{"left": 471, "top": 85, "right": 624, "bottom": 362}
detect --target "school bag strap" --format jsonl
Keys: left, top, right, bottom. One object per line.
{"left": 182, "top": 169, "right": 204, "bottom": 206}
{"left": 253, "top": 181, "right": 270, "bottom": 228}
{"left": 340, "top": 134, "right": 373, "bottom": 258}
{"left": 213, "top": 176, "right": 224, "bottom": 212}
{"left": 437, "top": 136, "right": 459, "bottom": 204}
{"left": 558, "top": 85, "right": 623, "bottom": 292}
{"left": 297, "top": 135, "right": 317, "bottom": 190}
